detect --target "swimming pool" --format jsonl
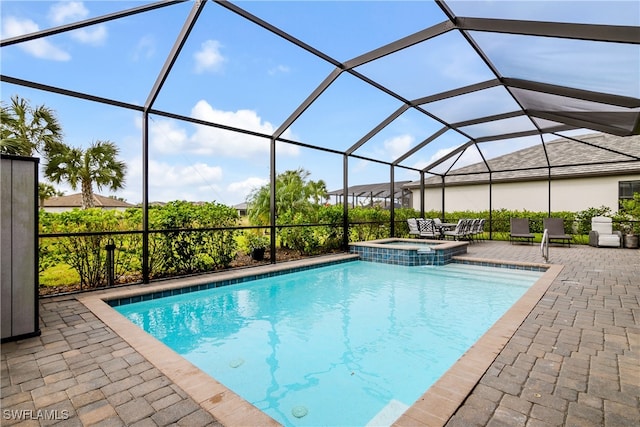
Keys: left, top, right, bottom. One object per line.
{"left": 114, "top": 260, "right": 543, "bottom": 426}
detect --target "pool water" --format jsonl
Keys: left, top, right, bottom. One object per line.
{"left": 115, "top": 261, "right": 542, "bottom": 426}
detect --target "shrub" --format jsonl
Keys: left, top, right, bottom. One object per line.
{"left": 39, "top": 208, "right": 139, "bottom": 288}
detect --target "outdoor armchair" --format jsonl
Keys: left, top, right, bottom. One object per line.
{"left": 509, "top": 218, "right": 534, "bottom": 244}
{"left": 543, "top": 218, "right": 572, "bottom": 247}
{"left": 417, "top": 219, "right": 440, "bottom": 239}
{"left": 443, "top": 219, "right": 470, "bottom": 241}
{"left": 588, "top": 216, "right": 622, "bottom": 248}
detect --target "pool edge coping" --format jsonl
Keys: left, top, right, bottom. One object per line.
{"left": 393, "top": 257, "right": 563, "bottom": 426}
{"left": 77, "top": 253, "right": 562, "bottom": 427}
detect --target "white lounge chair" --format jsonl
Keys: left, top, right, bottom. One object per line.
{"left": 588, "top": 216, "right": 622, "bottom": 248}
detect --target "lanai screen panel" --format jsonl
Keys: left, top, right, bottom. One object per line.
{"left": 351, "top": 108, "right": 443, "bottom": 163}
{"left": 152, "top": 3, "right": 335, "bottom": 129}
{"left": 236, "top": 1, "right": 445, "bottom": 62}
{"left": 282, "top": 72, "right": 404, "bottom": 153}
{"left": 1, "top": 0, "right": 639, "bottom": 204}
{"left": 447, "top": 1, "right": 639, "bottom": 28}
{"left": 354, "top": 30, "right": 496, "bottom": 101}
{"left": 420, "top": 86, "right": 522, "bottom": 128}
{"left": 1, "top": 1, "right": 192, "bottom": 103}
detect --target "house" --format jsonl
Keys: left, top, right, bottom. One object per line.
{"left": 234, "top": 202, "right": 248, "bottom": 216}
{"left": 42, "top": 193, "right": 134, "bottom": 213}
{"left": 404, "top": 133, "right": 640, "bottom": 214}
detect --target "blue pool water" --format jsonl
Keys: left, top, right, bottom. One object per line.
{"left": 115, "top": 261, "right": 542, "bottom": 426}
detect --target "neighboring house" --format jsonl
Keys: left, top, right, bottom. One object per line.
{"left": 234, "top": 202, "right": 248, "bottom": 217}
{"left": 404, "top": 133, "right": 640, "bottom": 214}
{"left": 42, "top": 193, "right": 134, "bottom": 212}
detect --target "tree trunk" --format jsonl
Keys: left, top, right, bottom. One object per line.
{"left": 81, "top": 180, "right": 94, "bottom": 209}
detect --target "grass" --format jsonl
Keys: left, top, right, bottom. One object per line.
{"left": 40, "top": 263, "right": 80, "bottom": 287}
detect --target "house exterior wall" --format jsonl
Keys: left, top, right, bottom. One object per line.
{"left": 411, "top": 174, "right": 640, "bottom": 213}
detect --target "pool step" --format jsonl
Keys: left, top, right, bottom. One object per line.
{"left": 366, "top": 399, "right": 409, "bottom": 427}
{"left": 418, "top": 263, "right": 542, "bottom": 286}
{"left": 445, "top": 263, "right": 543, "bottom": 278}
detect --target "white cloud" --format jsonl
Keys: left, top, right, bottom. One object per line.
{"left": 228, "top": 177, "right": 269, "bottom": 202}
{"left": 147, "top": 119, "right": 189, "bottom": 154}
{"left": 70, "top": 25, "right": 107, "bottom": 46}
{"left": 126, "top": 157, "right": 224, "bottom": 202}
{"left": 383, "top": 134, "right": 414, "bottom": 160}
{"left": 189, "top": 100, "right": 299, "bottom": 158}
{"left": 132, "top": 35, "right": 155, "bottom": 61}
{"left": 139, "top": 101, "right": 299, "bottom": 160}
{"left": 48, "top": 1, "right": 89, "bottom": 25}
{"left": 194, "top": 40, "right": 225, "bottom": 74}
{"left": 268, "top": 64, "right": 290, "bottom": 75}
{"left": 1, "top": 16, "right": 71, "bottom": 61}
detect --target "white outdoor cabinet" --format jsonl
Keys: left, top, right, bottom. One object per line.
{"left": 1, "top": 155, "right": 40, "bottom": 342}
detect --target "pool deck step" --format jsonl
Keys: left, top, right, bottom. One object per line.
{"left": 366, "top": 399, "right": 409, "bottom": 427}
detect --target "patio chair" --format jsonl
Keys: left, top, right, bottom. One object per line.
{"left": 407, "top": 218, "right": 421, "bottom": 238}
{"left": 472, "top": 218, "right": 486, "bottom": 241}
{"left": 417, "top": 218, "right": 440, "bottom": 239}
{"left": 588, "top": 216, "right": 622, "bottom": 248}
{"left": 443, "top": 219, "right": 470, "bottom": 241}
{"left": 543, "top": 217, "right": 572, "bottom": 247}
{"left": 510, "top": 218, "right": 534, "bottom": 245}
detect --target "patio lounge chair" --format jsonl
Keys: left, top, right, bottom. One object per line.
{"left": 417, "top": 218, "right": 440, "bottom": 239}
{"left": 407, "top": 218, "right": 421, "bottom": 238}
{"left": 588, "top": 216, "right": 622, "bottom": 248}
{"left": 510, "top": 218, "right": 534, "bottom": 245}
{"left": 543, "top": 217, "right": 572, "bottom": 247}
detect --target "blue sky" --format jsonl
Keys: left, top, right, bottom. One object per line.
{"left": 1, "top": 1, "right": 638, "bottom": 205}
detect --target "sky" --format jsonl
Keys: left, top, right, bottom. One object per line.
{"left": 1, "top": 0, "right": 638, "bottom": 206}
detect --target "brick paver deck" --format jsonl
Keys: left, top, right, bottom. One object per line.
{"left": 1, "top": 241, "right": 638, "bottom": 426}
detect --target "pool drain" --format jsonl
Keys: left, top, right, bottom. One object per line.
{"left": 229, "top": 358, "right": 244, "bottom": 368}
{"left": 292, "top": 406, "right": 308, "bottom": 418}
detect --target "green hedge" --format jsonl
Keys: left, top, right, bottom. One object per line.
{"left": 40, "top": 202, "right": 633, "bottom": 291}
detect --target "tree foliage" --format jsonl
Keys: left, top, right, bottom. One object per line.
{"left": 150, "top": 201, "right": 239, "bottom": 275}
{"left": 1, "top": 95, "right": 63, "bottom": 156}
{"left": 246, "top": 168, "right": 328, "bottom": 226}
{"left": 44, "top": 140, "right": 127, "bottom": 209}
{"left": 38, "top": 182, "right": 64, "bottom": 208}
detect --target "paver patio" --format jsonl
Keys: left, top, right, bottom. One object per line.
{"left": 1, "top": 241, "right": 638, "bottom": 426}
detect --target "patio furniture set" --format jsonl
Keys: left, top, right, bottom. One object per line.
{"left": 510, "top": 216, "right": 626, "bottom": 248}
{"left": 509, "top": 217, "right": 573, "bottom": 246}
{"left": 407, "top": 218, "right": 486, "bottom": 242}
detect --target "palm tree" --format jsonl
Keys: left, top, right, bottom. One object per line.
{"left": 307, "top": 179, "right": 328, "bottom": 205}
{"left": 247, "top": 168, "right": 327, "bottom": 225}
{"left": 44, "top": 140, "right": 127, "bottom": 209}
{"left": 38, "top": 182, "right": 63, "bottom": 208}
{"left": 0, "top": 95, "right": 63, "bottom": 156}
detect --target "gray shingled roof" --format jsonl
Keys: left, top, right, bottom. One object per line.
{"left": 405, "top": 133, "right": 640, "bottom": 188}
